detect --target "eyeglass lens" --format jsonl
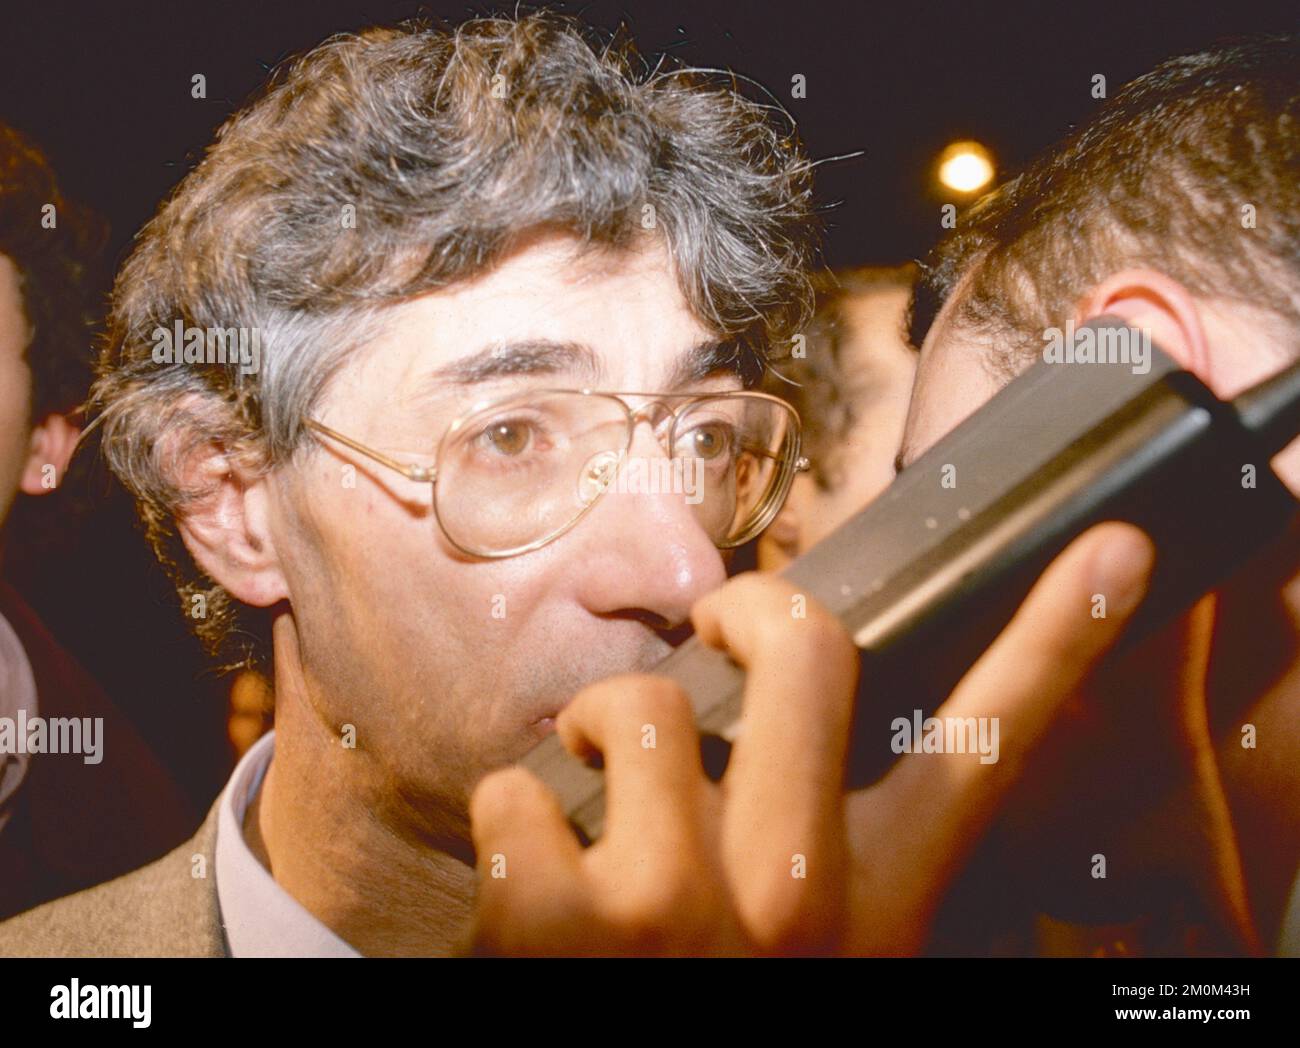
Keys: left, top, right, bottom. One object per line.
{"left": 433, "top": 392, "right": 796, "bottom": 554}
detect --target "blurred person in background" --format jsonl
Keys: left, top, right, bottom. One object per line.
{"left": 758, "top": 265, "right": 917, "bottom": 571}
{"left": 0, "top": 121, "right": 192, "bottom": 919}
{"left": 227, "top": 670, "right": 272, "bottom": 758}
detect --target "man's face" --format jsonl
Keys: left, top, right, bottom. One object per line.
{"left": 0, "top": 255, "right": 33, "bottom": 529}
{"left": 267, "top": 232, "right": 736, "bottom": 838}
{"left": 763, "top": 285, "right": 917, "bottom": 569}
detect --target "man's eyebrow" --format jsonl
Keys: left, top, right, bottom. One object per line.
{"left": 665, "top": 338, "right": 748, "bottom": 388}
{"left": 420, "top": 337, "right": 744, "bottom": 393}
{"left": 424, "top": 339, "right": 603, "bottom": 387}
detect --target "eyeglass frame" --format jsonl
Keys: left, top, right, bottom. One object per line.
{"left": 304, "top": 387, "right": 810, "bottom": 559}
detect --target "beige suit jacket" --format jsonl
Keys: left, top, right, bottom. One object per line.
{"left": 0, "top": 797, "right": 226, "bottom": 957}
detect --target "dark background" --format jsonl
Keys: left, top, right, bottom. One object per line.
{"left": 1, "top": 0, "right": 1295, "bottom": 814}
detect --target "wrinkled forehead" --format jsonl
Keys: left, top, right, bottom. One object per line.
{"left": 316, "top": 232, "right": 744, "bottom": 428}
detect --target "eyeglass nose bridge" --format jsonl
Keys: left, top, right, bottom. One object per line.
{"left": 620, "top": 395, "right": 698, "bottom": 458}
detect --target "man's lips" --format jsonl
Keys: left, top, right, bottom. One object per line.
{"left": 529, "top": 704, "right": 569, "bottom": 739}
{"left": 525, "top": 643, "right": 681, "bottom": 739}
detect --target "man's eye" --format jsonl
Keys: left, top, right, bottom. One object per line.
{"left": 475, "top": 418, "right": 539, "bottom": 457}
{"left": 682, "top": 422, "right": 735, "bottom": 460}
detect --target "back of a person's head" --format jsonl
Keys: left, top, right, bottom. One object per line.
{"left": 910, "top": 33, "right": 1300, "bottom": 373}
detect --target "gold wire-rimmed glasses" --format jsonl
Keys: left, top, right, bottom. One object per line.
{"left": 305, "top": 388, "right": 809, "bottom": 559}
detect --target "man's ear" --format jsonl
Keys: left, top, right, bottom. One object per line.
{"left": 174, "top": 441, "right": 290, "bottom": 609}
{"left": 19, "top": 413, "right": 80, "bottom": 495}
{"left": 1075, "top": 269, "right": 1214, "bottom": 383}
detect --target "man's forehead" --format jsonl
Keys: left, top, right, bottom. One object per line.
{"left": 410, "top": 336, "right": 748, "bottom": 404}
{"left": 330, "top": 235, "right": 742, "bottom": 420}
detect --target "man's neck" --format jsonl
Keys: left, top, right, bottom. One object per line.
{"left": 244, "top": 634, "right": 477, "bottom": 957}
{"left": 1207, "top": 521, "right": 1300, "bottom": 943}
{"left": 1208, "top": 520, "right": 1300, "bottom": 721}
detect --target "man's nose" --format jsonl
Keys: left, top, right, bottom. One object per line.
{"left": 570, "top": 422, "right": 728, "bottom": 631}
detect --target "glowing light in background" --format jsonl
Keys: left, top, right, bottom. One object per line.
{"left": 938, "top": 140, "right": 995, "bottom": 193}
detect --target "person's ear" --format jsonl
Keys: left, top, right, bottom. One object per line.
{"left": 174, "top": 440, "right": 289, "bottom": 609}
{"left": 19, "top": 413, "right": 80, "bottom": 495}
{"left": 1075, "top": 269, "right": 1214, "bottom": 384}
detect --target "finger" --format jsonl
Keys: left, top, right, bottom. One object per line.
{"left": 555, "top": 673, "right": 708, "bottom": 867}
{"left": 864, "top": 521, "right": 1156, "bottom": 871}
{"left": 691, "top": 572, "right": 858, "bottom": 942}
{"left": 468, "top": 765, "right": 587, "bottom": 955}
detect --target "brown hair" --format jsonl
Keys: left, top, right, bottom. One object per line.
{"left": 910, "top": 34, "right": 1300, "bottom": 376}
{"left": 0, "top": 123, "right": 105, "bottom": 424}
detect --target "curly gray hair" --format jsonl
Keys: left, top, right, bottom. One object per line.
{"left": 91, "top": 11, "right": 820, "bottom": 668}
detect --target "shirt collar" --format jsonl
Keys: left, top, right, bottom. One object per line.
{"left": 215, "top": 729, "right": 361, "bottom": 957}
